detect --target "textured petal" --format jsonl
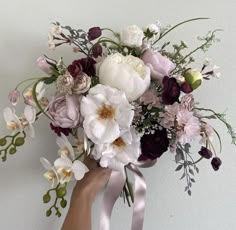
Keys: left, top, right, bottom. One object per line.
{"left": 40, "top": 157, "right": 53, "bottom": 171}
{"left": 56, "top": 135, "right": 66, "bottom": 149}
{"left": 66, "top": 95, "right": 80, "bottom": 121}
{"left": 72, "top": 160, "right": 89, "bottom": 180}
{"left": 24, "top": 105, "right": 36, "bottom": 123}
{"left": 54, "top": 156, "right": 72, "bottom": 169}
{"left": 3, "top": 107, "right": 14, "bottom": 122}
{"left": 27, "top": 124, "right": 35, "bottom": 138}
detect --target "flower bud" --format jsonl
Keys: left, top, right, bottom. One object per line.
{"left": 87, "top": 27, "right": 102, "bottom": 41}
{"left": 0, "top": 138, "right": 7, "bottom": 146}
{"left": 183, "top": 69, "right": 203, "bottom": 90}
{"left": 8, "top": 89, "right": 20, "bottom": 106}
{"left": 60, "top": 199, "right": 67, "bottom": 208}
{"left": 198, "top": 146, "right": 212, "bottom": 159}
{"left": 9, "top": 147, "right": 17, "bottom": 155}
{"left": 211, "top": 157, "right": 222, "bottom": 171}
{"left": 56, "top": 187, "right": 67, "bottom": 198}
{"left": 46, "top": 209, "right": 52, "bottom": 217}
{"left": 43, "top": 193, "right": 51, "bottom": 203}
{"left": 14, "top": 137, "right": 25, "bottom": 146}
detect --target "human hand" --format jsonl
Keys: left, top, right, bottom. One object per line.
{"left": 70, "top": 156, "right": 112, "bottom": 206}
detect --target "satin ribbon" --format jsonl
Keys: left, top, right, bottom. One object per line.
{"left": 99, "top": 161, "right": 153, "bottom": 230}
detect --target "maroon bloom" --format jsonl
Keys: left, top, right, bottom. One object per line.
{"left": 181, "top": 82, "right": 193, "bottom": 94}
{"left": 198, "top": 146, "right": 213, "bottom": 159}
{"left": 92, "top": 44, "right": 102, "bottom": 58}
{"left": 68, "top": 57, "right": 96, "bottom": 77}
{"left": 162, "top": 76, "right": 180, "bottom": 105}
{"left": 87, "top": 27, "right": 102, "bottom": 41}
{"left": 138, "top": 128, "right": 169, "bottom": 161}
{"left": 211, "top": 157, "right": 222, "bottom": 171}
{"left": 50, "top": 123, "right": 71, "bottom": 136}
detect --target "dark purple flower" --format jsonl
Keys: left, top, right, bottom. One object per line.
{"left": 138, "top": 128, "right": 169, "bottom": 161}
{"left": 162, "top": 76, "right": 180, "bottom": 105}
{"left": 198, "top": 146, "right": 213, "bottom": 159}
{"left": 68, "top": 58, "right": 96, "bottom": 77}
{"left": 50, "top": 123, "right": 71, "bottom": 136}
{"left": 211, "top": 157, "right": 222, "bottom": 171}
{"left": 92, "top": 44, "right": 102, "bottom": 58}
{"left": 181, "top": 82, "right": 193, "bottom": 94}
{"left": 87, "top": 27, "right": 102, "bottom": 41}
{"left": 68, "top": 61, "right": 82, "bottom": 78}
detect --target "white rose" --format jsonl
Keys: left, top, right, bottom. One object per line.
{"left": 97, "top": 53, "right": 151, "bottom": 102}
{"left": 120, "top": 25, "right": 144, "bottom": 47}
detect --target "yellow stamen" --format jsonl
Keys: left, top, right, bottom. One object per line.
{"left": 97, "top": 104, "right": 115, "bottom": 120}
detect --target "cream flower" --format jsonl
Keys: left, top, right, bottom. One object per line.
{"left": 56, "top": 133, "right": 75, "bottom": 159}
{"left": 3, "top": 107, "right": 22, "bottom": 132}
{"left": 54, "top": 155, "right": 89, "bottom": 184}
{"left": 97, "top": 53, "right": 150, "bottom": 102}
{"left": 92, "top": 129, "right": 141, "bottom": 172}
{"left": 80, "top": 84, "right": 134, "bottom": 144}
{"left": 40, "top": 157, "right": 58, "bottom": 187}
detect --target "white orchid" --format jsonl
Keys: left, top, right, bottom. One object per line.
{"left": 56, "top": 133, "right": 75, "bottom": 159}
{"left": 21, "top": 105, "right": 37, "bottom": 138}
{"left": 3, "top": 106, "right": 36, "bottom": 138}
{"left": 74, "top": 127, "right": 90, "bottom": 155}
{"left": 40, "top": 157, "right": 58, "bottom": 187}
{"left": 3, "top": 107, "right": 22, "bottom": 132}
{"left": 54, "top": 155, "right": 89, "bottom": 184}
{"left": 80, "top": 84, "right": 134, "bottom": 145}
{"left": 92, "top": 129, "right": 141, "bottom": 172}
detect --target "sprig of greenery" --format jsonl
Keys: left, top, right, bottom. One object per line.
{"left": 0, "top": 131, "right": 26, "bottom": 162}
{"left": 43, "top": 183, "right": 68, "bottom": 217}
{"left": 195, "top": 107, "right": 236, "bottom": 145}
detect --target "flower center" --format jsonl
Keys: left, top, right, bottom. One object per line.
{"left": 7, "top": 121, "right": 20, "bottom": 131}
{"left": 98, "top": 104, "right": 115, "bottom": 120}
{"left": 112, "top": 137, "right": 126, "bottom": 149}
{"left": 62, "top": 168, "right": 72, "bottom": 178}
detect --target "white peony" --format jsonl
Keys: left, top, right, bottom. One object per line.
{"left": 80, "top": 84, "right": 134, "bottom": 144}
{"left": 120, "top": 25, "right": 144, "bottom": 47}
{"left": 92, "top": 128, "right": 141, "bottom": 172}
{"left": 97, "top": 53, "right": 150, "bottom": 102}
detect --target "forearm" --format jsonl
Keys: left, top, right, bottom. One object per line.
{"left": 61, "top": 197, "right": 93, "bottom": 230}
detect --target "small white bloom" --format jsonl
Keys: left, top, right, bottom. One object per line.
{"left": 92, "top": 129, "right": 140, "bottom": 172}
{"left": 51, "top": 24, "right": 62, "bottom": 36}
{"left": 57, "top": 133, "right": 75, "bottom": 159}
{"left": 203, "top": 58, "right": 212, "bottom": 66}
{"left": 81, "top": 84, "right": 134, "bottom": 144}
{"left": 22, "top": 105, "right": 36, "bottom": 138}
{"left": 213, "top": 65, "right": 221, "bottom": 78}
{"left": 145, "top": 23, "right": 160, "bottom": 34}
{"left": 97, "top": 53, "right": 150, "bottom": 101}
{"left": 3, "top": 107, "right": 22, "bottom": 132}
{"left": 40, "top": 157, "right": 58, "bottom": 187}
{"left": 54, "top": 155, "right": 89, "bottom": 184}
{"left": 120, "top": 25, "right": 144, "bottom": 47}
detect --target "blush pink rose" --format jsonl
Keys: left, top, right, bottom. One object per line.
{"left": 48, "top": 94, "right": 81, "bottom": 128}
{"left": 142, "top": 49, "right": 175, "bottom": 82}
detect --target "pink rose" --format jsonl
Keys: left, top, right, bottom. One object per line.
{"left": 37, "top": 56, "right": 55, "bottom": 75}
{"left": 142, "top": 49, "right": 175, "bottom": 82}
{"left": 48, "top": 94, "right": 81, "bottom": 128}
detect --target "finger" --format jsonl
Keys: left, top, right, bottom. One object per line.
{"left": 83, "top": 155, "right": 98, "bottom": 170}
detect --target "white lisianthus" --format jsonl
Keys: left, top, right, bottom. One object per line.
{"left": 80, "top": 84, "right": 134, "bottom": 144}
{"left": 92, "top": 129, "right": 141, "bottom": 172}
{"left": 120, "top": 25, "right": 144, "bottom": 47}
{"left": 97, "top": 53, "right": 150, "bottom": 102}
{"left": 145, "top": 23, "right": 159, "bottom": 34}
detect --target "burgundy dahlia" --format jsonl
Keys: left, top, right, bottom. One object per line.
{"left": 50, "top": 123, "right": 71, "bottom": 136}
{"left": 68, "top": 57, "right": 96, "bottom": 77}
{"left": 87, "top": 27, "right": 102, "bottom": 41}
{"left": 198, "top": 146, "right": 213, "bottom": 159}
{"left": 139, "top": 128, "right": 169, "bottom": 161}
{"left": 211, "top": 157, "right": 222, "bottom": 171}
{"left": 162, "top": 76, "right": 180, "bottom": 105}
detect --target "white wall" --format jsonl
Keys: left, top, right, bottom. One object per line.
{"left": 0, "top": 0, "right": 236, "bottom": 229}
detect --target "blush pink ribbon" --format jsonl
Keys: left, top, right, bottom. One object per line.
{"left": 99, "top": 160, "right": 156, "bottom": 230}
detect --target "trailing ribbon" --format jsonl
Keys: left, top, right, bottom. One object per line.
{"left": 99, "top": 161, "right": 152, "bottom": 230}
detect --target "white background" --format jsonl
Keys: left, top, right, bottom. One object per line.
{"left": 0, "top": 0, "right": 236, "bottom": 229}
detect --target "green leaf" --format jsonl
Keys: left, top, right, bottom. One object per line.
{"left": 175, "top": 164, "right": 183, "bottom": 171}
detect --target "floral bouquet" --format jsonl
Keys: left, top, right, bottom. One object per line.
{"left": 0, "top": 17, "right": 235, "bottom": 229}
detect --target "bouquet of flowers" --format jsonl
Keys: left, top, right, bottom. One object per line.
{"left": 0, "top": 17, "right": 235, "bottom": 228}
